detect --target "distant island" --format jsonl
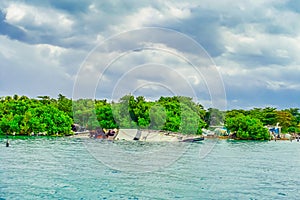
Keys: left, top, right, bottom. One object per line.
{"left": 0, "top": 94, "right": 299, "bottom": 141}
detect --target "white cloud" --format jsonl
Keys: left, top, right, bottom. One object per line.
{"left": 5, "top": 4, "right": 25, "bottom": 23}
{"left": 163, "top": 2, "right": 193, "bottom": 19}
{"left": 36, "top": 44, "right": 66, "bottom": 64}
{"left": 1, "top": 0, "right": 300, "bottom": 109}
{"left": 0, "top": 35, "right": 84, "bottom": 97}
{"left": 220, "top": 24, "right": 300, "bottom": 67}
{"left": 5, "top": 3, "right": 74, "bottom": 35}
{"left": 109, "top": 2, "right": 194, "bottom": 33}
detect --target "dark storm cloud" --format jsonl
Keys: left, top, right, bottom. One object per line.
{"left": 0, "top": 0, "right": 300, "bottom": 109}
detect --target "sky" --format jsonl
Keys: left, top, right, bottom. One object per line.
{"left": 1, "top": 0, "right": 300, "bottom": 110}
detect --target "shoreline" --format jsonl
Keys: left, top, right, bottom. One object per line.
{"left": 1, "top": 130, "right": 297, "bottom": 142}
{"left": 70, "top": 129, "right": 205, "bottom": 142}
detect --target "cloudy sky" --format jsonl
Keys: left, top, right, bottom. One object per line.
{"left": 1, "top": 0, "right": 300, "bottom": 110}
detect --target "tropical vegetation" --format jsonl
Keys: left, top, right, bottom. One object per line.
{"left": 1, "top": 94, "right": 300, "bottom": 140}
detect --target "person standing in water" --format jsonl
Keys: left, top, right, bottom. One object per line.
{"left": 6, "top": 135, "right": 9, "bottom": 147}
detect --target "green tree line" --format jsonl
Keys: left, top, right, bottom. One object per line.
{"left": 225, "top": 107, "right": 300, "bottom": 140}
{"left": 73, "top": 95, "right": 207, "bottom": 135}
{"left": 1, "top": 94, "right": 300, "bottom": 139}
{"left": 0, "top": 95, "right": 73, "bottom": 136}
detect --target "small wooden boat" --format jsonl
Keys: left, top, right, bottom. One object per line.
{"left": 182, "top": 137, "right": 204, "bottom": 142}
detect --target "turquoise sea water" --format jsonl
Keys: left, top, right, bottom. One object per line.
{"left": 1, "top": 137, "right": 300, "bottom": 199}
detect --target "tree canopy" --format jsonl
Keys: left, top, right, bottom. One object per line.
{"left": 225, "top": 107, "right": 300, "bottom": 133}
{"left": 225, "top": 114, "right": 270, "bottom": 140}
{"left": 0, "top": 95, "right": 72, "bottom": 136}
{"left": 1, "top": 94, "right": 299, "bottom": 139}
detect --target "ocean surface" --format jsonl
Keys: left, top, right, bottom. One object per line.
{"left": 1, "top": 137, "right": 300, "bottom": 199}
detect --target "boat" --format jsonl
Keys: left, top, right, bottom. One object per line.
{"left": 181, "top": 137, "right": 204, "bottom": 142}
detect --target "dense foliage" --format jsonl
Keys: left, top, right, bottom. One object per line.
{"left": 225, "top": 108, "right": 300, "bottom": 133}
{"left": 74, "top": 95, "right": 206, "bottom": 134}
{"left": 225, "top": 114, "right": 270, "bottom": 140}
{"left": 0, "top": 95, "right": 72, "bottom": 136}
{"left": 1, "top": 94, "right": 300, "bottom": 139}
{"left": 225, "top": 107, "right": 300, "bottom": 140}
